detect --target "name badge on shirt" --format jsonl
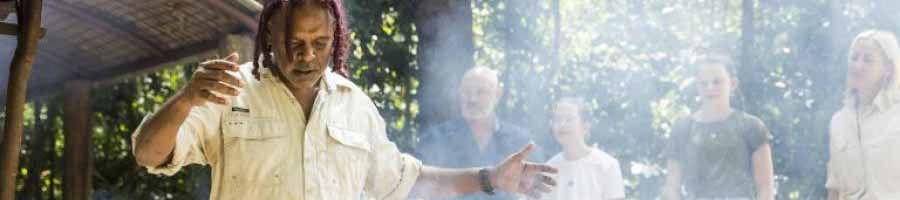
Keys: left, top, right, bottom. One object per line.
{"left": 231, "top": 107, "right": 250, "bottom": 113}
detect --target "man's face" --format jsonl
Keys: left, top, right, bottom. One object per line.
{"left": 459, "top": 72, "right": 501, "bottom": 120}
{"left": 269, "top": 2, "right": 334, "bottom": 89}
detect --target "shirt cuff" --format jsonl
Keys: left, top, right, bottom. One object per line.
{"left": 145, "top": 131, "right": 193, "bottom": 176}
{"left": 380, "top": 154, "right": 423, "bottom": 200}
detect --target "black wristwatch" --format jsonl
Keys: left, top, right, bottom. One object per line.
{"left": 478, "top": 168, "right": 495, "bottom": 195}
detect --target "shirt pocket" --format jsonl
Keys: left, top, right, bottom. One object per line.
{"left": 221, "top": 114, "right": 288, "bottom": 190}
{"left": 223, "top": 115, "right": 287, "bottom": 139}
{"left": 324, "top": 125, "right": 371, "bottom": 193}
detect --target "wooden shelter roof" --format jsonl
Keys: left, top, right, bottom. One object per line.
{"left": 0, "top": 0, "right": 262, "bottom": 100}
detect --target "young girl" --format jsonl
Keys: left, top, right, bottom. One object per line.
{"left": 663, "top": 55, "right": 774, "bottom": 200}
{"left": 827, "top": 30, "right": 900, "bottom": 200}
{"left": 543, "top": 97, "right": 625, "bottom": 200}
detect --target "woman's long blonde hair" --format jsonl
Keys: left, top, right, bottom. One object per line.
{"left": 845, "top": 30, "right": 900, "bottom": 110}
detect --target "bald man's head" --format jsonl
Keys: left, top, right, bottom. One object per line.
{"left": 459, "top": 67, "right": 503, "bottom": 120}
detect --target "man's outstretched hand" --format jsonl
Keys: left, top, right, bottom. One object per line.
{"left": 490, "top": 143, "right": 558, "bottom": 199}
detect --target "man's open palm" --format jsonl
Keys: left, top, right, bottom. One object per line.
{"left": 491, "top": 144, "right": 558, "bottom": 199}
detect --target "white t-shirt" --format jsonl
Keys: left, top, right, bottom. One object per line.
{"left": 542, "top": 148, "right": 625, "bottom": 200}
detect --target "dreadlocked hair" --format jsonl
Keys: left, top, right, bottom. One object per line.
{"left": 252, "top": 0, "right": 350, "bottom": 80}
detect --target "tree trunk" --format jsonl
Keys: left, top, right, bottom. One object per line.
{"left": 0, "top": 0, "right": 43, "bottom": 198}
{"left": 738, "top": 0, "right": 759, "bottom": 113}
{"left": 413, "top": 0, "right": 475, "bottom": 128}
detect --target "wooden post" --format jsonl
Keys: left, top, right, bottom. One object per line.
{"left": 0, "top": 0, "right": 43, "bottom": 199}
{"left": 63, "top": 80, "right": 91, "bottom": 200}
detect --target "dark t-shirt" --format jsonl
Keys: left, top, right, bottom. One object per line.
{"left": 415, "top": 118, "right": 541, "bottom": 200}
{"left": 665, "top": 111, "right": 771, "bottom": 198}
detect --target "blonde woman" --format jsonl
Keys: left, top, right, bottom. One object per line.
{"left": 827, "top": 30, "right": 900, "bottom": 200}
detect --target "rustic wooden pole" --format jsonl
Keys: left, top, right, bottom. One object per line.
{"left": 0, "top": 0, "right": 43, "bottom": 199}
{"left": 62, "top": 80, "right": 91, "bottom": 200}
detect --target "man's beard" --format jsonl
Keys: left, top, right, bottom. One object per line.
{"left": 462, "top": 103, "right": 496, "bottom": 120}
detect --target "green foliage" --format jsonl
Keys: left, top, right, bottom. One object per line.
{"left": 345, "top": 0, "right": 420, "bottom": 153}
{"left": 8, "top": 0, "right": 900, "bottom": 199}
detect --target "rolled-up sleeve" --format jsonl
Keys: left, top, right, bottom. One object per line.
{"left": 131, "top": 104, "right": 220, "bottom": 176}
{"left": 364, "top": 111, "right": 423, "bottom": 200}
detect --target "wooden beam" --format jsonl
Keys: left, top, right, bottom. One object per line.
{"left": 0, "top": 0, "right": 42, "bottom": 199}
{"left": 0, "top": 22, "right": 45, "bottom": 38}
{"left": 62, "top": 79, "right": 91, "bottom": 200}
{"left": 45, "top": 0, "right": 165, "bottom": 56}
{"left": 198, "top": 0, "right": 259, "bottom": 33}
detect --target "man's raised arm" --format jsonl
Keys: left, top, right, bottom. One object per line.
{"left": 133, "top": 53, "right": 243, "bottom": 167}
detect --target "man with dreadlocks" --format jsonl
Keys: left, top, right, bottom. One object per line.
{"left": 131, "top": 0, "right": 558, "bottom": 199}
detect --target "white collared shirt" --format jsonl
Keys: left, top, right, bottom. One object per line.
{"left": 132, "top": 63, "right": 422, "bottom": 200}
{"left": 827, "top": 104, "right": 900, "bottom": 200}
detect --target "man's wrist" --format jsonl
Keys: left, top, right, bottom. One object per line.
{"left": 478, "top": 167, "right": 495, "bottom": 195}
{"left": 173, "top": 90, "right": 198, "bottom": 109}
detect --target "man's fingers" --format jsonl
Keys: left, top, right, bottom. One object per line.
{"left": 524, "top": 190, "right": 542, "bottom": 200}
{"left": 533, "top": 182, "right": 553, "bottom": 193}
{"left": 510, "top": 143, "right": 535, "bottom": 162}
{"left": 522, "top": 180, "right": 553, "bottom": 199}
{"left": 199, "top": 90, "right": 228, "bottom": 105}
{"left": 200, "top": 80, "right": 240, "bottom": 96}
{"left": 197, "top": 69, "right": 243, "bottom": 87}
{"left": 525, "top": 163, "right": 558, "bottom": 174}
{"left": 200, "top": 59, "right": 239, "bottom": 71}
{"left": 537, "top": 172, "right": 557, "bottom": 186}
{"left": 224, "top": 52, "right": 240, "bottom": 63}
